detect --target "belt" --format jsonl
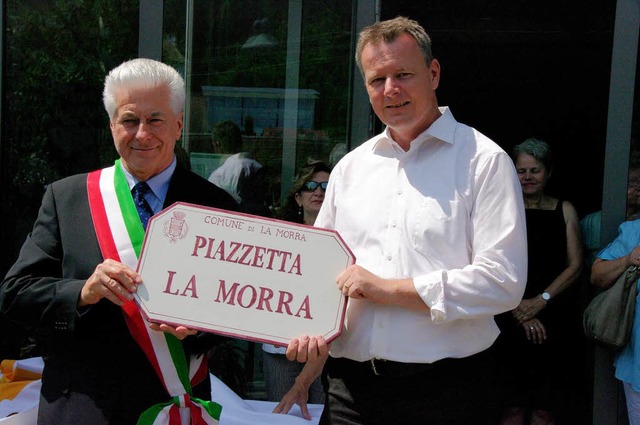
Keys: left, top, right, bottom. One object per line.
{"left": 329, "top": 356, "right": 442, "bottom": 378}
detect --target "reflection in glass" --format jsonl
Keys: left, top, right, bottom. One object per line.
{"left": 163, "top": 0, "right": 354, "bottom": 400}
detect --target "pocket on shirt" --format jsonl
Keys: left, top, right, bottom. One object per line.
{"left": 413, "top": 198, "right": 462, "bottom": 257}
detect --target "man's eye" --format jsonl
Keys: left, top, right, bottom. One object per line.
{"left": 149, "top": 118, "right": 163, "bottom": 126}
{"left": 121, "top": 119, "right": 139, "bottom": 127}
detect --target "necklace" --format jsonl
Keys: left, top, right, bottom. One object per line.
{"left": 524, "top": 195, "right": 554, "bottom": 210}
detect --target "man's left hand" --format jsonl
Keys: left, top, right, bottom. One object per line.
{"left": 149, "top": 322, "right": 197, "bottom": 340}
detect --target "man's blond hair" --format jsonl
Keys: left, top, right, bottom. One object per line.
{"left": 355, "top": 16, "right": 433, "bottom": 77}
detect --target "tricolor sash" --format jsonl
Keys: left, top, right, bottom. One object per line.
{"left": 87, "top": 160, "right": 222, "bottom": 425}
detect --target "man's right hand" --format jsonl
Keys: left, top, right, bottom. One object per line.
{"left": 78, "top": 259, "right": 141, "bottom": 308}
{"left": 286, "top": 335, "right": 328, "bottom": 363}
{"left": 276, "top": 336, "right": 329, "bottom": 420}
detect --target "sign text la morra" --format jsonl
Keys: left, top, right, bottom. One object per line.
{"left": 163, "top": 235, "right": 312, "bottom": 319}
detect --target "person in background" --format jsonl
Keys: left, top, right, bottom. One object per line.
{"left": 582, "top": 152, "right": 640, "bottom": 269}
{"left": 282, "top": 16, "right": 527, "bottom": 425}
{"left": 207, "top": 120, "right": 270, "bottom": 216}
{"left": 329, "top": 143, "right": 348, "bottom": 168}
{"left": 276, "top": 159, "right": 331, "bottom": 227}
{"left": 264, "top": 160, "right": 331, "bottom": 415}
{"left": 591, "top": 217, "right": 640, "bottom": 425}
{"left": 494, "top": 138, "right": 584, "bottom": 425}
{"left": 0, "top": 58, "right": 238, "bottom": 424}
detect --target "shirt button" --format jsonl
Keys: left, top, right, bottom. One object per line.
{"left": 397, "top": 190, "right": 402, "bottom": 195}
{"left": 391, "top": 221, "right": 397, "bottom": 227}
{"left": 387, "top": 255, "right": 392, "bottom": 261}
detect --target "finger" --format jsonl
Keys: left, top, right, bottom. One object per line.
{"left": 99, "top": 279, "right": 127, "bottom": 306}
{"left": 111, "top": 267, "right": 142, "bottom": 294}
{"left": 307, "top": 337, "right": 319, "bottom": 362}
{"left": 316, "top": 336, "right": 329, "bottom": 357}
{"left": 286, "top": 339, "right": 300, "bottom": 361}
{"left": 99, "top": 260, "right": 141, "bottom": 293}
{"left": 336, "top": 269, "right": 348, "bottom": 286}
{"left": 103, "top": 276, "right": 136, "bottom": 302}
{"left": 173, "top": 329, "right": 197, "bottom": 340}
{"left": 296, "top": 335, "right": 311, "bottom": 363}
{"left": 272, "top": 399, "right": 287, "bottom": 414}
{"left": 102, "top": 290, "right": 125, "bottom": 306}
{"left": 151, "top": 323, "right": 196, "bottom": 340}
{"left": 337, "top": 275, "right": 350, "bottom": 292}
{"left": 176, "top": 325, "right": 197, "bottom": 335}
{"left": 300, "top": 402, "right": 311, "bottom": 420}
{"left": 280, "top": 400, "right": 294, "bottom": 415}
{"left": 539, "top": 325, "right": 548, "bottom": 340}
{"left": 525, "top": 325, "right": 533, "bottom": 340}
{"left": 80, "top": 277, "right": 105, "bottom": 307}
{"left": 532, "top": 328, "right": 541, "bottom": 344}
{"left": 336, "top": 265, "right": 356, "bottom": 288}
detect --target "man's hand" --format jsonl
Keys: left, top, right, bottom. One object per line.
{"left": 148, "top": 323, "right": 197, "bottom": 340}
{"left": 337, "top": 265, "right": 382, "bottom": 300}
{"left": 272, "top": 374, "right": 312, "bottom": 419}
{"left": 337, "top": 265, "right": 428, "bottom": 312}
{"left": 286, "top": 335, "right": 328, "bottom": 363}
{"left": 274, "top": 344, "right": 329, "bottom": 420}
{"left": 79, "top": 259, "right": 141, "bottom": 308}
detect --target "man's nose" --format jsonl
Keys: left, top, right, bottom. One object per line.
{"left": 136, "top": 122, "right": 152, "bottom": 139}
{"left": 384, "top": 78, "right": 399, "bottom": 96}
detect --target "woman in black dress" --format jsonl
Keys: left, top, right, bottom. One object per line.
{"left": 494, "top": 138, "right": 584, "bottom": 425}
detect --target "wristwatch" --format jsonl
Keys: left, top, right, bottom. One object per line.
{"left": 541, "top": 292, "right": 551, "bottom": 301}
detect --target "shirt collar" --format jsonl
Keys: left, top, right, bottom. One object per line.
{"left": 376, "top": 106, "right": 457, "bottom": 152}
{"left": 121, "top": 156, "right": 176, "bottom": 204}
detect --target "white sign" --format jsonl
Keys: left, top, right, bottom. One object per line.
{"left": 135, "top": 202, "right": 354, "bottom": 346}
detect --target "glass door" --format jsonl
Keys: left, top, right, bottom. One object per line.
{"left": 162, "top": 0, "right": 356, "bottom": 399}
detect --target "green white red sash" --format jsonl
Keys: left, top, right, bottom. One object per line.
{"left": 87, "top": 160, "right": 221, "bottom": 425}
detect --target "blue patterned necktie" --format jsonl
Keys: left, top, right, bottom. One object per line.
{"left": 131, "top": 181, "right": 154, "bottom": 230}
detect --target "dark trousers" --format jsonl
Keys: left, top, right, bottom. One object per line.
{"left": 319, "top": 347, "right": 500, "bottom": 425}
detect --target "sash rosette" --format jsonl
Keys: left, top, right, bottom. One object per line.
{"left": 87, "top": 160, "right": 222, "bottom": 425}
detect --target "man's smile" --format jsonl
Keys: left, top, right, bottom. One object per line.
{"left": 386, "top": 101, "right": 409, "bottom": 109}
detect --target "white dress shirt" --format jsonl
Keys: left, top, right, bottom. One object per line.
{"left": 208, "top": 153, "right": 263, "bottom": 203}
{"left": 315, "top": 107, "right": 527, "bottom": 363}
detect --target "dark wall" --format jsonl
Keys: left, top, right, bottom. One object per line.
{"left": 381, "top": 1, "right": 615, "bottom": 218}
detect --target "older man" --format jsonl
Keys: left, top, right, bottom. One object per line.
{"left": 0, "top": 58, "right": 238, "bottom": 424}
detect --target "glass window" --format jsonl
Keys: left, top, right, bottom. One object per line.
{"left": 162, "top": 0, "right": 355, "bottom": 399}
{"left": 0, "top": 0, "right": 140, "bottom": 360}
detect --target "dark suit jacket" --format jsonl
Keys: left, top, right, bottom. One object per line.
{"left": 0, "top": 164, "right": 238, "bottom": 424}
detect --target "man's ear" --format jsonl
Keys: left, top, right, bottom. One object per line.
{"left": 429, "top": 59, "right": 441, "bottom": 90}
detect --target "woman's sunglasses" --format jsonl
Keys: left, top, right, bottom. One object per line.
{"left": 301, "top": 181, "right": 328, "bottom": 192}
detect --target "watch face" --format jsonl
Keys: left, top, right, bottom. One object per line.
{"left": 542, "top": 292, "right": 551, "bottom": 301}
